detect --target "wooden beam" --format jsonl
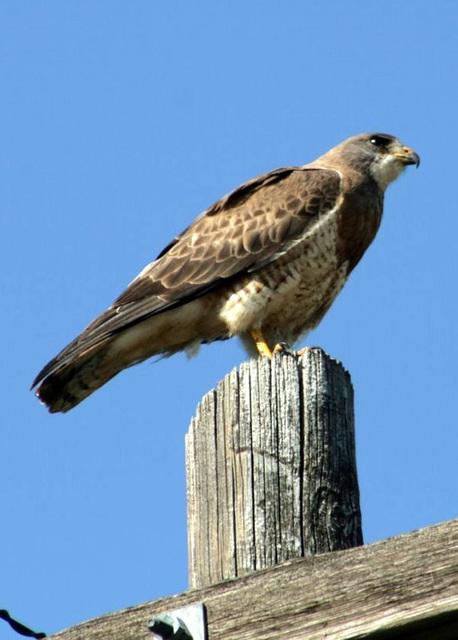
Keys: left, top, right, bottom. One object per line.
{"left": 50, "top": 519, "right": 458, "bottom": 639}
{"left": 186, "top": 348, "right": 362, "bottom": 588}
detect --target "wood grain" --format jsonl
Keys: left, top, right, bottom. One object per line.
{"left": 186, "top": 348, "right": 362, "bottom": 589}
{"left": 49, "top": 519, "right": 458, "bottom": 639}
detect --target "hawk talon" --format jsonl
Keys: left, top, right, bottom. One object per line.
{"left": 272, "top": 343, "right": 287, "bottom": 355}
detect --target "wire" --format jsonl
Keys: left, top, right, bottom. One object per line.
{"left": 0, "top": 610, "right": 46, "bottom": 638}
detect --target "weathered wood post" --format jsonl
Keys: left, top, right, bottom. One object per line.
{"left": 186, "top": 347, "right": 363, "bottom": 589}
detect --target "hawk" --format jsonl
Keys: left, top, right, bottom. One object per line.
{"left": 33, "top": 133, "right": 419, "bottom": 412}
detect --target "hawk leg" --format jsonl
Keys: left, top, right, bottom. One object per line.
{"left": 250, "top": 328, "right": 273, "bottom": 358}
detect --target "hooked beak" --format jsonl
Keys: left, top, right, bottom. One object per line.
{"left": 394, "top": 145, "right": 420, "bottom": 168}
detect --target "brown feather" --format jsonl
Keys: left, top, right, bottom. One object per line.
{"left": 33, "top": 133, "right": 419, "bottom": 412}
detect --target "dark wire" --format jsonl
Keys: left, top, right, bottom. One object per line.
{"left": 0, "top": 610, "right": 46, "bottom": 638}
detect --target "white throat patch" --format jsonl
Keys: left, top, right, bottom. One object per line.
{"left": 369, "top": 155, "right": 406, "bottom": 191}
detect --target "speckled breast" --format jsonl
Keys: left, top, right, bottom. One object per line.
{"left": 219, "top": 210, "right": 350, "bottom": 346}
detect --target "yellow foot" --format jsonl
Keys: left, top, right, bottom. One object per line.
{"left": 295, "top": 346, "right": 310, "bottom": 357}
{"left": 272, "top": 343, "right": 286, "bottom": 355}
{"left": 250, "top": 329, "right": 273, "bottom": 358}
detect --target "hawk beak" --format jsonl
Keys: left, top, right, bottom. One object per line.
{"left": 394, "top": 146, "right": 420, "bottom": 167}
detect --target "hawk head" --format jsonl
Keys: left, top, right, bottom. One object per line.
{"left": 319, "top": 133, "right": 420, "bottom": 191}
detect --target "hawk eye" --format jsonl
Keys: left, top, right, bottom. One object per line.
{"left": 368, "top": 135, "right": 391, "bottom": 147}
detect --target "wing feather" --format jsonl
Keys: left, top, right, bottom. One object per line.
{"left": 32, "top": 166, "right": 342, "bottom": 387}
{"left": 119, "top": 166, "right": 341, "bottom": 301}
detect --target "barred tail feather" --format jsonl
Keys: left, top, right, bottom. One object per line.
{"left": 34, "top": 342, "right": 117, "bottom": 413}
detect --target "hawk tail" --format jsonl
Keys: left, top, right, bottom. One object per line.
{"left": 33, "top": 341, "right": 118, "bottom": 413}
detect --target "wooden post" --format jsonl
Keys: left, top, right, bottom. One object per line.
{"left": 186, "top": 347, "right": 363, "bottom": 590}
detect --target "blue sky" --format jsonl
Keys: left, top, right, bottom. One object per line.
{"left": 1, "top": 1, "right": 457, "bottom": 637}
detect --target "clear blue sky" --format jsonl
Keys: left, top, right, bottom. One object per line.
{"left": 1, "top": 1, "right": 457, "bottom": 637}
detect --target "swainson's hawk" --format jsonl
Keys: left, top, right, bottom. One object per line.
{"left": 33, "top": 133, "right": 419, "bottom": 412}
